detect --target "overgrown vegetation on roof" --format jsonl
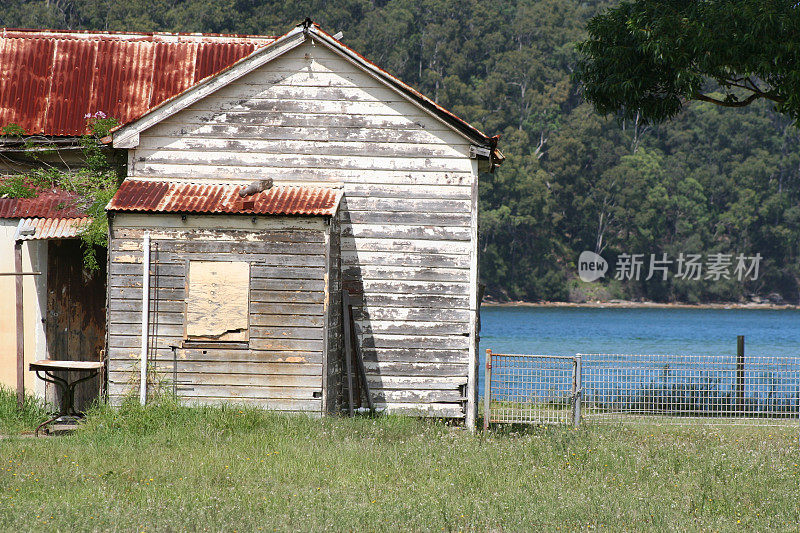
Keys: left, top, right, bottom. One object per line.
{"left": 0, "top": 114, "right": 124, "bottom": 270}
{"left": 0, "top": 175, "right": 37, "bottom": 199}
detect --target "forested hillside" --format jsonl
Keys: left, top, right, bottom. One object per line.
{"left": 3, "top": 0, "right": 798, "bottom": 304}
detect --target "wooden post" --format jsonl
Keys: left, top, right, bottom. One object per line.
{"left": 736, "top": 335, "right": 745, "bottom": 413}
{"left": 342, "top": 290, "right": 355, "bottom": 416}
{"left": 15, "top": 242, "right": 24, "bottom": 408}
{"left": 483, "top": 349, "right": 492, "bottom": 431}
{"left": 351, "top": 318, "right": 374, "bottom": 412}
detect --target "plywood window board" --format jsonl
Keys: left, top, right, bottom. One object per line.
{"left": 185, "top": 261, "right": 250, "bottom": 344}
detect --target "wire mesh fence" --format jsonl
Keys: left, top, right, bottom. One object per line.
{"left": 483, "top": 350, "right": 580, "bottom": 428}
{"left": 580, "top": 353, "right": 800, "bottom": 426}
{"left": 483, "top": 349, "right": 800, "bottom": 428}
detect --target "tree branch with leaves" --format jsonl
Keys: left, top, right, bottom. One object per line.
{"left": 574, "top": 0, "right": 800, "bottom": 125}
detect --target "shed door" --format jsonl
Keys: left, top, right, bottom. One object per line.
{"left": 46, "top": 240, "right": 106, "bottom": 411}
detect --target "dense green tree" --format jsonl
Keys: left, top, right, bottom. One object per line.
{"left": 575, "top": 0, "right": 800, "bottom": 124}
{"left": 1, "top": 0, "right": 797, "bottom": 303}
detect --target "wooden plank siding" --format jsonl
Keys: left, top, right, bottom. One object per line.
{"left": 125, "top": 41, "right": 479, "bottom": 419}
{"left": 106, "top": 215, "right": 337, "bottom": 412}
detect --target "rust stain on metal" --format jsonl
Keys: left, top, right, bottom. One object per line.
{"left": 0, "top": 29, "right": 274, "bottom": 136}
{"left": 107, "top": 180, "right": 342, "bottom": 216}
{"left": 0, "top": 187, "right": 84, "bottom": 218}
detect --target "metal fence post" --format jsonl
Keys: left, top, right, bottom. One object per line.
{"left": 736, "top": 335, "right": 745, "bottom": 414}
{"left": 572, "top": 355, "right": 582, "bottom": 427}
{"left": 483, "top": 349, "right": 492, "bottom": 431}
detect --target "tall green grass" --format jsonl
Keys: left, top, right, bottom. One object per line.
{"left": 0, "top": 386, "right": 48, "bottom": 435}
{"left": 1, "top": 399, "right": 798, "bottom": 531}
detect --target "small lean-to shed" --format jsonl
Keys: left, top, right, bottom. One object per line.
{"left": 106, "top": 182, "right": 343, "bottom": 413}
{"left": 106, "top": 20, "right": 503, "bottom": 425}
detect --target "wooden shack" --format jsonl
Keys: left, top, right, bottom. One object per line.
{"left": 105, "top": 20, "right": 502, "bottom": 424}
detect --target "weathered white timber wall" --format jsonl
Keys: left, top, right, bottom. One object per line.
{"left": 127, "top": 40, "right": 478, "bottom": 418}
{"left": 106, "top": 213, "right": 336, "bottom": 412}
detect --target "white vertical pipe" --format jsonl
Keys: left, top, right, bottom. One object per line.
{"left": 139, "top": 231, "right": 150, "bottom": 406}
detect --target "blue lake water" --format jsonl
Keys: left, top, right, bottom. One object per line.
{"left": 479, "top": 307, "right": 800, "bottom": 357}
{"left": 478, "top": 307, "right": 800, "bottom": 409}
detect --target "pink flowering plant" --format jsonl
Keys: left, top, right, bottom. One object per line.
{"left": 83, "top": 111, "right": 116, "bottom": 137}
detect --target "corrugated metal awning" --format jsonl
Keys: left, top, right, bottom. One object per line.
{"left": 14, "top": 217, "right": 90, "bottom": 241}
{"left": 106, "top": 180, "right": 342, "bottom": 216}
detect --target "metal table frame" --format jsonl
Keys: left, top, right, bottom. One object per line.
{"left": 29, "top": 360, "right": 104, "bottom": 437}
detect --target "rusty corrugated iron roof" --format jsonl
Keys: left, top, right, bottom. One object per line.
{"left": 0, "top": 188, "right": 85, "bottom": 218}
{"left": 106, "top": 180, "right": 341, "bottom": 216}
{"left": 14, "top": 217, "right": 90, "bottom": 240}
{"left": 0, "top": 29, "right": 274, "bottom": 136}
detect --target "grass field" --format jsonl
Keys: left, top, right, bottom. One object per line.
{"left": 1, "top": 388, "right": 799, "bottom": 532}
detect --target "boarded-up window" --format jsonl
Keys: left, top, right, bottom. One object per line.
{"left": 185, "top": 261, "right": 249, "bottom": 342}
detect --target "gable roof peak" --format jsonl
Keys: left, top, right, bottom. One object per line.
{"left": 110, "top": 22, "right": 502, "bottom": 168}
